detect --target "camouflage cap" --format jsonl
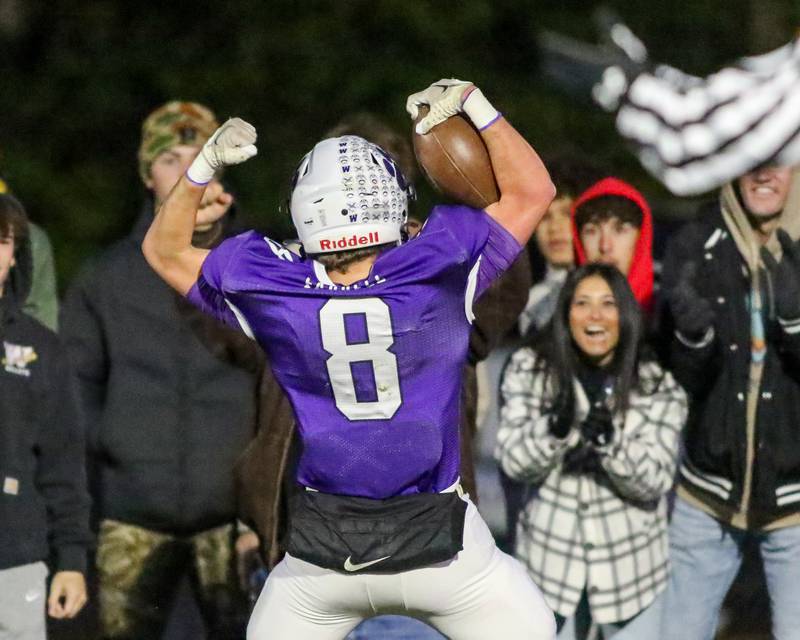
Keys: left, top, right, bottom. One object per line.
{"left": 137, "top": 101, "right": 219, "bottom": 183}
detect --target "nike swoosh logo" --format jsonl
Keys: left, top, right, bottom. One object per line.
{"left": 343, "top": 555, "right": 391, "bottom": 572}
{"left": 25, "top": 591, "right": 41, "bottom": 602}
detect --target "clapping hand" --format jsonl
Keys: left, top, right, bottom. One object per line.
{"left": 581, "top": 401, "right": 615, "bottom": 448}
{"left": 761, "top": 229, "right": 800, "bottom": 322}
{"left": 669, "top": 262, "right": 715, "bottom": 341}
{"left": 547, "top": 395, "right": 574, "bottom": 439}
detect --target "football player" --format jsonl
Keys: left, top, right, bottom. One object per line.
{"left": 142, "top": 79, "right": 557, "bottom": 640}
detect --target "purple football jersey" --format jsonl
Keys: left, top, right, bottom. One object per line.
{"left": 188, "top": 205, "right": 521, "bottom": 498}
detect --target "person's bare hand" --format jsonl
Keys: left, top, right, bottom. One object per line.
{"left": 48, "top": 571, "right": 87, "bottom": 619}
{"left": 235, "top": 531, "right": 261, "bottom": 591}
{"left": 196, "top": 179, "right": 233, "bottom": 229}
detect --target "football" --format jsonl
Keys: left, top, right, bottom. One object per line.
{"left": 412, "top": 105, "right": 499, "bottom": 210}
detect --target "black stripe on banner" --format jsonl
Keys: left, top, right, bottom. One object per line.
{"left": 619, "top": 66, "right": 800, "bottom": 170}
{"left": 620, "top": 92, "right": 787, "bottom": 172}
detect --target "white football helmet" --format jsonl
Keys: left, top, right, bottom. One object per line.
{"left": 289, "top": 136, "right": 410, "bottom": 254}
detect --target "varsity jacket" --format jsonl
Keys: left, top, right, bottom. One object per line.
{"left": 662, "top": 193, "right": 800, "bottom": 530}
{"left": 0, "top": 234, "right": 91, "bottom": 572}
{"left": 495, "top": 348, "right": 686, "bottom": 623}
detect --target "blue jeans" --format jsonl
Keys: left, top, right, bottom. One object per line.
{"left": 555, "top": 589, "right": 663, "bottom": 640}
{"left": 346, "top": 616, "right": 445, "bottom": 639}
{"left": 662, "top": 495, "right": 800, "bottom": 640}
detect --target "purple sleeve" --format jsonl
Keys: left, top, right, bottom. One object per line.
{"left": 423, "top": 205, "right": 522, "bottom": 297}
{"left": 185, "top": 232, "right": 254, "bottom": 328}
{"left": 474, "top": 213, "right": 523, "bottom": 297}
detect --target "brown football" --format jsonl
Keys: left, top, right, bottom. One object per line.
{"left": 412, "top": 105, "right": 499, "bottom": 209}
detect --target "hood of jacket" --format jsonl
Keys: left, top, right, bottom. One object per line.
{"left": 720, "top": 166, "right": 800, "bottom": 272}
{"left": 571, "top": 177, "right": 654, "bottom": 310}
{"left": 0, "top": 232, "right": 32, "bottom": 327}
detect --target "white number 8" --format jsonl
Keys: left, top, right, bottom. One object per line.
{"left": 319, "top": 298, "right": 402, "bottom": 420}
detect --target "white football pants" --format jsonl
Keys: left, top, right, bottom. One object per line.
{"left": 247, "top": 498, "right": 556, "bottom": 640}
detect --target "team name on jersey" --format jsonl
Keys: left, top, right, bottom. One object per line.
{"left": 319, "top": 231, "right": 380, "bottom": 251}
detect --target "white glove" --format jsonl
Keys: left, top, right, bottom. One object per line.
{"left": 406, "top": 79, "right": 500, "bottom": 135}
{"left": 186, "top": 117, "right": 258, "bottom": 185}
{"left": 591, "top": 66, "right": 629, "bottom": 112}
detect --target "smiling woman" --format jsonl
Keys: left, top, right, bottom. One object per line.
{"left": 495, "top": 263, "right": 688, "bottom": 639}
{"left": 568, "top": 274, "right": 620, "bottom": 367}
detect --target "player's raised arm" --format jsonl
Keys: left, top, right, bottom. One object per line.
{"left": 142, "top": 118, "right": 257, "bottom": 295}
{"left": 407, "top": 79, "right": 555, "bottom": 246}
{"left": 479, "top": 115, "right": 555, "bottom": 245}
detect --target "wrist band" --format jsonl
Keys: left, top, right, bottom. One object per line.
{"left": 462, "top": 88, "right": 501, "bottom": 131}
{"left": 186, "top": 153, "right": 215, "bottom": 186}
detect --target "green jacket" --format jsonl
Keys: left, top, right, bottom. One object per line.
{"left": 23, "top": 222, "right": 58, "bottom": 331}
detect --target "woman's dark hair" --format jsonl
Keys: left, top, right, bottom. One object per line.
{"left": 531, "top": 263, "right": 645, "bottom": 420}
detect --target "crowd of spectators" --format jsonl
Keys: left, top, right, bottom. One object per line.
{"left": 2, "top": 84, "right": 798, "bottom": 640}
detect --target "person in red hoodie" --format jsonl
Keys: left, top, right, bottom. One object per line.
{"left": 571, "top": 177, "right": 654, "bottom": 313}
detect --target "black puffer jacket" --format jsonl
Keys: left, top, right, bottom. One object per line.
{"left": 61, "top": 204, "right": 259, "bottom": 535}
{"left": 662, "top": 204, "right": 800, "bottom": 528}
{"left": 0, "top": 233, "right": 91, "bottom": 571}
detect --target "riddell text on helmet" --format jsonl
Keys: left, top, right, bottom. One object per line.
{"left": 319, "top": 232, "right": 379, "bottom": 251}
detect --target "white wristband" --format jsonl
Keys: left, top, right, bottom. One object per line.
{"left": 462, "top": 89, "right": 501, "bottom": 131}
{"left": 186, "top": 152, "right": 215, "bottom": 186}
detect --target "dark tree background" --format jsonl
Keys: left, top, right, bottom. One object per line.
{"left": 0, "top": 0, "right": 797, "bottom": 285}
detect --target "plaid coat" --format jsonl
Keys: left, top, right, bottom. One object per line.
{"left": 495, "top": 347, "right": 687, "bottom": 623}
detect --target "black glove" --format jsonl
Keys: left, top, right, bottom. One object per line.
{"left": 761, "top": 229, "right": 800, "bottom": 322}
{"left": 669, "top": 262, "right": 715, "bottom": 341}
{"left": 547, "top": 396, "right": 574, "bottom": 439}
{"left": 548, "top": 413, "right": 572, "bottom": 439}
{"left": 580, "top": 401, "right": 615, "bottom": 448}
